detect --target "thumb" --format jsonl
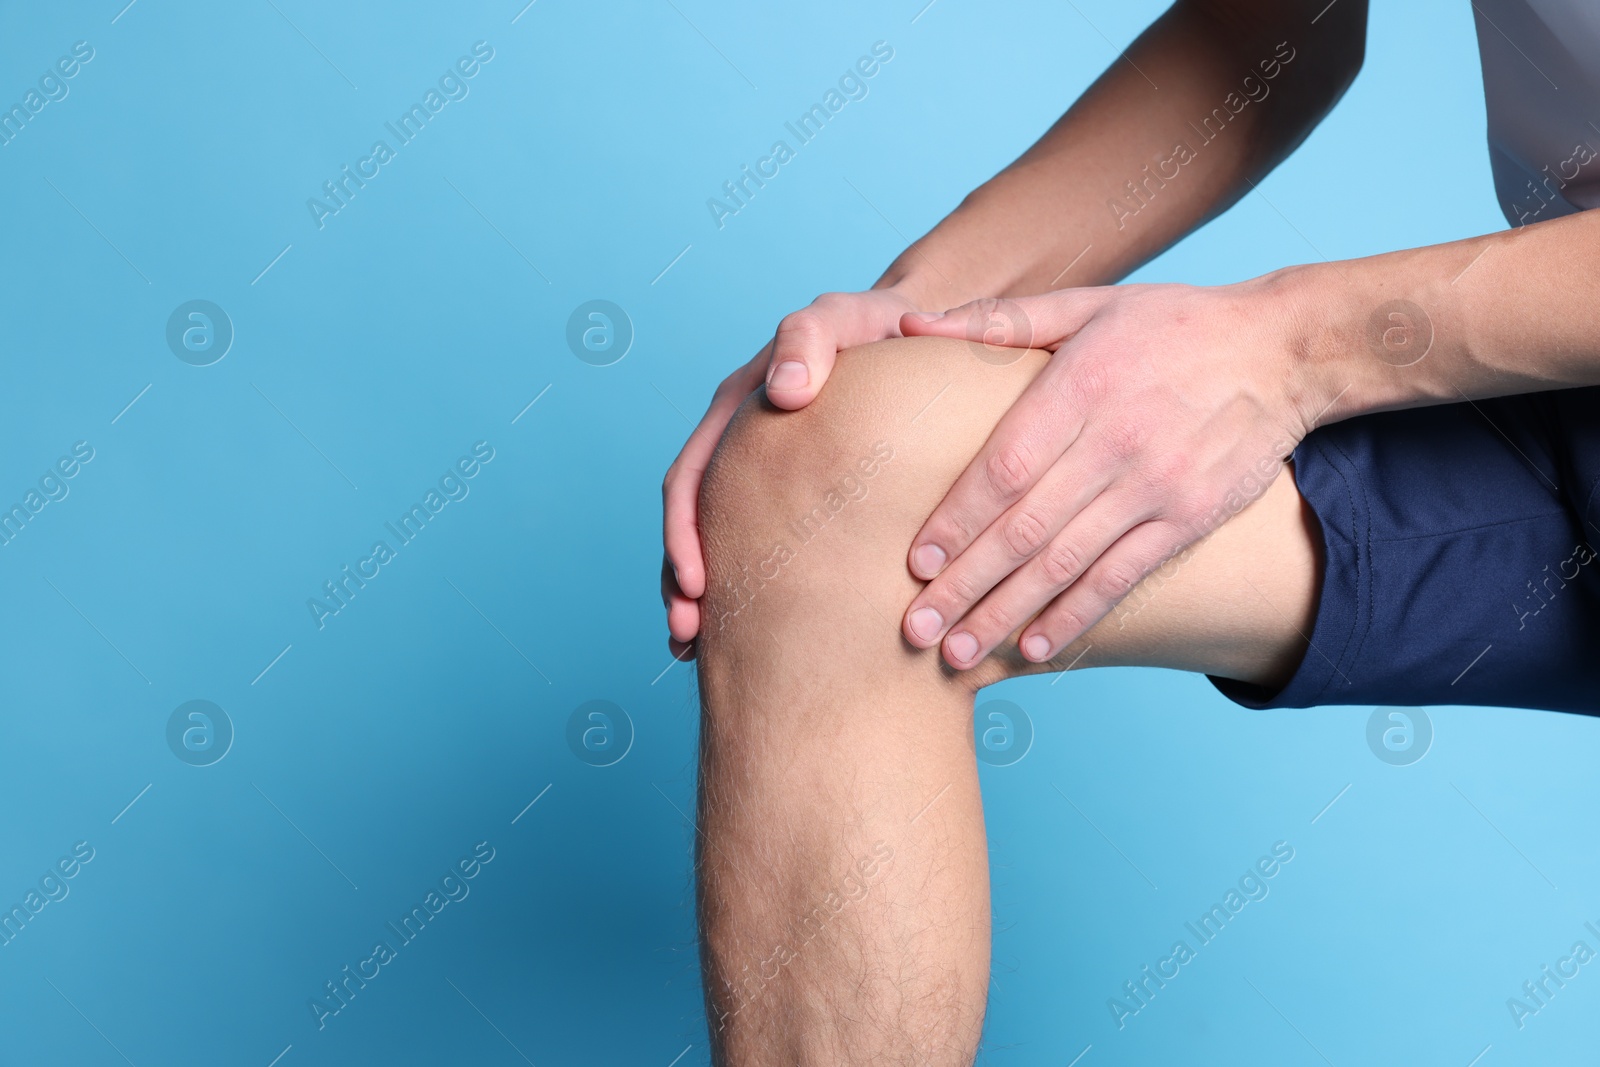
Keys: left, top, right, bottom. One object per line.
{"left": 899, "top": 290, "right": 1113, "bottom": 351}
{"left": 764, "top": 292, "right": 908, "bottom": 410}
{"left": 763, "top": 309, "right": 842, "bottom": 410}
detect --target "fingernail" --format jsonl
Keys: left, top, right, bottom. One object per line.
{"left": 912, "top": 543, "right": 947, "bottom": 578}
{"left": 908, "top": 606, "right": 943, "bottom": 642}
{"left": 1021, "top": 635, "right": 1052, "bottom": 662}
{"left": 946, "top": 631, "right": 979, "bottom": 664}
{"left": 909, "top": 311, "right": 943, "bottom": 323}
{"left": 768, "top": 360, "right": 808, "bottom": 391}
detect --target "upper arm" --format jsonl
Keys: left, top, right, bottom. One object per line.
{"left": 1186, "top": 0, "right": 1367, "bottom": 81}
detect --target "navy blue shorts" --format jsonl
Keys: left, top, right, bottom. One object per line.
{"left": 1212, "top": 388, "right": 1600, "bottom": 715}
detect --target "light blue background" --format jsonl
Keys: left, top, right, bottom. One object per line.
{"left": 0, "top": 1, "right": 1594, "bottom": 1064}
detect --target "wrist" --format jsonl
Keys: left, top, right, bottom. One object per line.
{"left": 873, "top": 202, "right": 1018, "bottom": 312}
{"left": 1251, "top": 262, "right": 1381, "bottom": 437}
{"left": 1266, "top": 255, "right": 1477, "bottom": 437}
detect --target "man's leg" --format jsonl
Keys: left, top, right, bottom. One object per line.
{"left": 693, "top": 336, "right": 1320, "bottom": 1065}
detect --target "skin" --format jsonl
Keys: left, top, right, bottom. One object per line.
{"left": 665, "top": 0, "right": 1600, "bottom": 673}
{"left": 696, "top": 335, "right": 1319, "bottom": 1066}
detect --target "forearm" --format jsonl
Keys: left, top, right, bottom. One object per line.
{"left": 1279, "top": 209, "right": 1600, "bottom": 424}
{"left": 877, "top": 0, "right": 1365, "bottom": 308}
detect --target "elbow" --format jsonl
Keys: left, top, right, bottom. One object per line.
{"left": 1291, "top": 0, "right": 1368, "bottom": 111}
{"left": 1188, "top": 0, "right": 1367, "bottom": 108}
{"left": 1323, "top": 18, "right": 1367, "bottom": 108}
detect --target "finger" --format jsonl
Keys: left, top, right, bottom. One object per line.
{"left": 902, "top": 452, "right": 1112, "bottom": 648}
{"left": 764, "top": 293, "right": 906, "bottom": 410}
{"left": 667, "top": 595, "right": 701, "bottom": 648}
{"left": 663, "top": 359, "right": 765, "bottom": 599}
{"left": 899, "top": 290, "right": 1113, "bottom": 352}
{"left": 1018, "top": 522, "right": 1188, "bottom": 661}
{"left": 907, "top": 358, "right": 1088, "bottom": 581}
{"left": 661, "top": 556, "right": 702, "bottom": 646}
{"left": 938, "top": 492, "right": 1145, "bottom": 669}
{"left": 659, "top": 554, "right": 676, "bottom": 612}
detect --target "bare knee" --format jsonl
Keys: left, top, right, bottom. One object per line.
{"left": 696, "top": 338, "right": 1049, "bottom": 692}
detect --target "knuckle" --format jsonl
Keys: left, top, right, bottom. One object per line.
{"left": 956, "top": 297, "right": 1001, "bottom": 338}
{"left": 965, "top": 602, "right": 1013, "bottom": 644}
{"left": 1065, "top": 361, "right": 1113, "bottom": 409}
{"left": 1160, "top": 490, "right": 1215, "bottom": 534}
{"left": 1039, "top": 540, "right": 1084, "bottom": 587}
{"left": 1095, "top": 559, "right": 1146, "bottom": 602}
{"left": 1002, "top": 508, "right": 1051, "bottom": 559}
{"left": 1100, "top": 421, "right": 1146, "bottom": 463}
{"left": 1139, "top": 454, "right": 1185, "bottom": 498}
{"left": 775, "top": 310, "right": 825, "bottom": 348}
{"left": 662, "top": 461, "right": 684, "bottom": 495}
{"left": 938, "top": 567, "right": 985, "bottom": 608}
{"left": 984, "top": 442, "right": 1036, "bottom": 500}
{"left": 1049, "top": 604, "right": 1091, "bottom": 640}
{"left": 939, "top": 512, "right": 982, "bottom": 548}
{"left": 1175, "top": 496, "right": 1216, "bottom": 533}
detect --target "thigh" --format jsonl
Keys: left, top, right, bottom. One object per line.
{"left": 1239, "top": 392, "right": 1600, "bottom": 714}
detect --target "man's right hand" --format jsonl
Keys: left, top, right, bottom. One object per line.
{"left": 661, "top": 285, "right": 928, "bottom": 656}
